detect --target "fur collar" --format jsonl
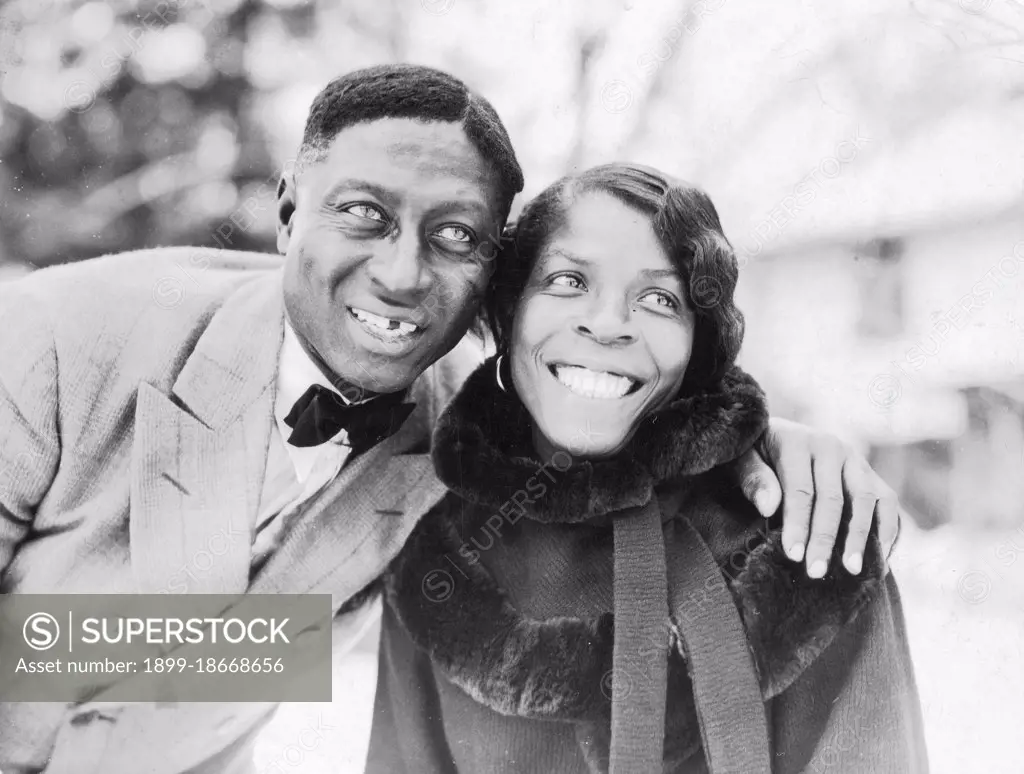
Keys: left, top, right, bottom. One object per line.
{"left": 387, "top": 357, "right": 885, "bottom": 766}
{"left": 388, "top": 499, "right": 883, "bottom": 703}
{"left": 430, "top": 357, "right": 771, "bottom": 524}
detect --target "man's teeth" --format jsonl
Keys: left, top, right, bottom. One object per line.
{"left": 553, "top": 365, "right": 636, "bottom": 399}
{"left": 351, "top": 308, "right": 418, "bottom": 336}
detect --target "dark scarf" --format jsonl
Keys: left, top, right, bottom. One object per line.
{"left": 386, "top": 357, "right": 885, "bottom": 769}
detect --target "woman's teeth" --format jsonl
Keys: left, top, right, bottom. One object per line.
{"left": 553, "top": 365, "right": 637, "bottom": 399}
{"left": 351, "top": 308, "right": 419, "bottom": 337}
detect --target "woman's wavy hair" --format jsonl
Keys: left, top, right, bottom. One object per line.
{"left": 485, "top": 162, "right": 745, "bottom": 392}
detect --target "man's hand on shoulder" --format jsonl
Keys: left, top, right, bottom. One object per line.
{"left": 730, "top": 417, "right": 901, "bottom": 579}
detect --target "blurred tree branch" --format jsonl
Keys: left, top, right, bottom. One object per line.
{"left": 915, "top": 0, "right": 1024, "bottom": 43}
{"left": 616, "top": 0, "right": 700, "bottom": 160}
{"left": 78, "top": 151, "right": 216, "bottom": 227}
{"left": 0, "top": 0, "right": 364, "bottom": 264}
{"left": 624, "top": 1, "right": 1024, "bottom": 184}
{"left": 565, "top": 29, "right": 608, "bottom": 173}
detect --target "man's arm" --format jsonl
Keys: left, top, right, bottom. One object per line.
{"left": 0, "top": 278, "right": 61, "bottom": 577}
{"left": 731, "top": 418, "right": 902, "bottom": 579}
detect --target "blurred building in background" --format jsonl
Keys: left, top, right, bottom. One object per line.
{"left": 1, "top": 1, "right": 1022, "bottom": 771}
{"left": 738, "top": 206, "right": 1024, "bottom": 531}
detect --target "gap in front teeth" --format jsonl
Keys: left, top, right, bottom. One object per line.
{"left": 554, "top": 365, "right": 635, "bottom": 399}
{"left": 351, "top": 308, "right": 418, "bottom": 335}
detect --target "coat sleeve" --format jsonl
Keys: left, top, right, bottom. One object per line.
{"left": 0, "top": 277, "right": 61, "bottom": 579}
{"left": 769, "top": 572, "right": 930, "bottom": 774}
{"left": 365, "top": 600, "right": 459, "bottom": 774}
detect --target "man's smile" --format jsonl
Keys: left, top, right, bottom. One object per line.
{"left": 344, "top": 305, "right": 429, "bottom": 358}
{"left": 348, "top": 306, "right": 423, "bottom": 341}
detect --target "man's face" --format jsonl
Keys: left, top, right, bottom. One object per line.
{"left": 278, "top": 118, "right": 506, "bottom": 395}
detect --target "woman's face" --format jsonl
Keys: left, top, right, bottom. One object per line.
{"left": 510, "top": 191, "right": 696, "bottom": 460}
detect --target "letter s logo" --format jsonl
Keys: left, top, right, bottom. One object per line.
{"left": 23, "top": 612, "right": 60, "bottom": 651}
{"left": 421, "top": 570, "right": 455, "bottom": 603}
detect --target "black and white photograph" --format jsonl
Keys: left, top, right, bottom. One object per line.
{"left": 0, "top": 0, "right": 1021, "bottom": 772}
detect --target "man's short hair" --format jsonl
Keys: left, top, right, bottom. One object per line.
{"left": 298, "top": 63, "right": 525, "bottom": 216}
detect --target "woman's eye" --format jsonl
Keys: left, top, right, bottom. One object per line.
{"left": 638, "top": 289, "right": 679, "bottom": 310}
{"left": 550, "top": 273, "right": 586, "bottom": 290}
{"left": 435, "top": 225, "right": 475, "bottom": 244}
{"left": 342, "top": 203, "right": 386, "bottom": 222}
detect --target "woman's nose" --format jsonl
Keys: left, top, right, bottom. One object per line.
{"left": 574, "top": 298, "right": 636, "bottom": 345}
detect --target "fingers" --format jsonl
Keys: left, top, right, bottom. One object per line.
{"left": 841, "top": 463, "right": 901, "bottom": 575}
{"left": 770, "top": 428, "right": 815, "bottom": 565}
{"left": 756, "top": 419, "right": 905, "bottom": 580}
{"left": 735, "top": 446, "right": 782, "bottom": 518}
{"left": 839, "top": 461, "right": 878, "bottom": 576}
{"left": 877, "top": 494, "right": 901, "bottom": 560}
{"left": 804, "top": 441, "right": 845, "bottom": 579}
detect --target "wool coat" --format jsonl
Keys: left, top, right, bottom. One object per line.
{"left": 366, "top": 358, "right": 929, "bottom": 773}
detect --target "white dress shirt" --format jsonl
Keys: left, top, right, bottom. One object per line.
{"left": 251, "top": 317, "right": 381, "bottom": 655}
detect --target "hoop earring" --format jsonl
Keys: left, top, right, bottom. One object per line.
{"left": 495, "top": 354, "right": 508, "bottom": 393}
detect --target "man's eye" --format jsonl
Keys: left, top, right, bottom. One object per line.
{"left": 435, "top": 225, "right": 474, "bottom": 243}
{"left": 550, "top": 273, "right": 586, "bottom": 291}
{"left": 342, "top": 203, "right": 386, "bottom": 222}
{"left": 638, "top": 289, "right": 679, "bottom": 310}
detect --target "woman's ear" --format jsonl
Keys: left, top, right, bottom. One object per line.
{"left": 276, "top": 173, "right": 297, "bottom": 255}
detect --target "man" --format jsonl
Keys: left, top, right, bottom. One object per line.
{"left": 0, "top": 64, "right": 900, "bottom": 773}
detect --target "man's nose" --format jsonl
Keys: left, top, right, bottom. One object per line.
{"left": 573, "top": 295, "right": 637, "bottom": 345}
{"left": 365, "top": 229, "right": 432, "bottom": 301}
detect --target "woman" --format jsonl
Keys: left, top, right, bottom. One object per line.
{"left": 366, "top": 164, "right": 927, "bottom": 773}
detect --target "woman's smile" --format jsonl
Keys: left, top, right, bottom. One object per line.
{"left": 547, "top": 363, "right": 644, "bottom": 400}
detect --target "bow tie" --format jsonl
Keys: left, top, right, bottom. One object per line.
{"left": 283, "top": 384, "right": 416, "bottom": 454}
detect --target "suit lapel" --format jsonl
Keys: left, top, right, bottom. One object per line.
{"left": 248, "top": 400, "right": 449, "bottom": 610}
{"left": 131, "top": 273, "right": 462, "bottom": 601}
{"left": 129, "top": 271, "right": 283, "bottom": 594}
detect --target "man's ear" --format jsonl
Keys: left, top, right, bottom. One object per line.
{"left": 276, "top": 173, "right": 297, "bottom": 255}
